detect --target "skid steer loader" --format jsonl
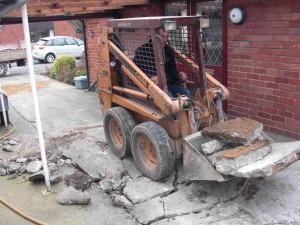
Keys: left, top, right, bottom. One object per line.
{"left": 98, "top": 16, "right": 300, "bottom": 181}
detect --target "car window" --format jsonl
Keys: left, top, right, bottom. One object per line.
{"left": 45, "top": 40, "right": 53, "bottom": 46}
{"left": 65, "top": 38, "right": 78, "bottom": 46}
{"left": 75, "top": 38, "right": 84, "bottom": 45}
{"left": 36, "top": 40, "right": 46, "bottom": 46}
{"left": 53, "top": 38, "right": 65, "bottom": 46}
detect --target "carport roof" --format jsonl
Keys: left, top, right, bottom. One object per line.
{"left": 0, "top": 0, "right": 150, "bottom": 21}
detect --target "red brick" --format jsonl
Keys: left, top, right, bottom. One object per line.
{"left": 278, "top": 97, "right": 294, "bottom": 105}
{"left": 252, "top": 80, "right": 267, "bottom": 87}
{"left": 264, "top": 107, "right": 278, "bottom": 115}
{"left": 266, "top": 82, "right": 279, "bottom": 89}
{"left": 278, "top": 110, "right": 294, "bottom": 118}
{"left": 280, "top": 84, "right": 297, "bottom": 91}
{"left": 253, "top": 68, "right": 267, "bottom": 74}
{"left": 268, "top": 126, "right": 284, "bottom": 135}
{"left": 273, "top": 103, "right": 287, "bottom": 111}
{"left": 265, "top": 94, "right": 279, "bottom": 102}
{"left": 258, "top": 112, "right": 271, "bottom": 119}
{"left": 272, "top": 21, "right": 290, "bottom": 28}
{"left": 283, "top": 71, "right": 299, "bottom": 78}
{"left": 273, "top": 90, "right": 288, "bottom": 97}
{"left": 274, "top": 77, "right": 290, "bottom": 84}
{"left": 271, "top": 115, "right": 286, "bottom": 123}
{"left": 283, "top": 131, "right": 299, "bottom": 139}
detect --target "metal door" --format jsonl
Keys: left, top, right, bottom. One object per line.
{"left": 164, "top": 0, "right": 226, "bottom": 85}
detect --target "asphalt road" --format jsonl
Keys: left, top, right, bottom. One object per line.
{"left": 3, "top": 60, "right": 51, "bottom": 77}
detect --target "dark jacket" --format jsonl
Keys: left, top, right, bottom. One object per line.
{"left": 164, "top": 44, "right": 180, "bottom": 84}
{"left": 134, "top": 41, "right": 180, "bottom": 84}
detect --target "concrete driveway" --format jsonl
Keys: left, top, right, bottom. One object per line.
{"left": 0, "top": 72, "right": 299, "bottom": 225}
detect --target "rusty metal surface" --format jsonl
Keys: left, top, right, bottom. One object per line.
{"left": 183, "top": 131, "right": 227, "bottom": 181}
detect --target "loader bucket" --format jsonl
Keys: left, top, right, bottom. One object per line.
{"left": 183, "top": 131, "right": 300, "bottom": 181}
{"left": 183, "top": 131, "right": 229, "bottom": 182}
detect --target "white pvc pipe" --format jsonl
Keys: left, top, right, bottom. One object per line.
{"left": 21, "top": 4, "right": 51, "bottom": 191}
{"left": 0, "top": 92, "right": 8, "bottom": 127}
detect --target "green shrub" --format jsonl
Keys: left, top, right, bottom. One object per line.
{"left": 52, "top": 55, "right": 76, "bottom": 84}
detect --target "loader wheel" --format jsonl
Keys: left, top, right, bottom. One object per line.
{"left": 131, "top": 122, "right": 175, "bottom": 180}
{"left": 104, "top": 107, "right": 137, "bottom": 158}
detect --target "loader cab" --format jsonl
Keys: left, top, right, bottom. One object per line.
{"left": 107, "top": 16, "right": 208, "bottom": 98}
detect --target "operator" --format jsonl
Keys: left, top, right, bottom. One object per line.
{"left": 134, "top": 27, "right": 192, "bottom": 99}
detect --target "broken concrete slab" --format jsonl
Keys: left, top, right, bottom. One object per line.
{"left": 0, "top": 168, "right": 6, "bottom": 176}
{"left": 50, "top": 173, "right": 63, "bottom": 184}
{"left": 124, "top": 158, "right": 143, "bottom": 179}
{"left": 233, "top": 168, "right": 300, "bottom": 224}
{"left": 132, "top": 196, "right": 165, "bottom": 224}
{"left": 65, "top": 171, "right": 92, "bottom": 191}
{"left": 26, "top": 161, "right": 43, "bottom": 174}
{"left": 201, "top": 139, "right": 226, "bottom": 155}
{"left": 229, "top": 142, "right": 300, "bottom": 178}
{"left": 63, "top": 139, "right": 125, "bottom": 181}
{"left": 110, "top": 193, "right": 133, "bottom": 210}
{"left": 57, "top": 186, "right": 91, "bottom": 205}
{"left": 153, "top": 203, "right": 255, "bottom": 225}
{"left": 163, "top": 184, "right": 213, "bottom": 217}
{"left": 83, "top": 126, "right": 107, "bottom": 144}
{"left": 29, "top": 170, "right": 45, "bottom": 182}
{"left": 8, "top": 163, "right": 21, "bottom": 173}
{"left": 124, "top": 177, "right": 174, "bottom": 204}
{"left": 16, "top": 138, "right": 41, "bottom": 157}
{"left": 214, "top": 141, "right": 271, "bottom": 175}
{"left": 202, "top": 118, "right": 263, "bottom": 146}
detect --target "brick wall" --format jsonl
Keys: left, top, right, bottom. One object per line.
{"left": 84, "top": 18, "right": 110, "bottom": 83}
{"left": 227, "top": 0, "right": 300, "bottom": 139}
{"left": 54, "top": 21, "right": 77, "bottom": 37}
{"left": 85, "top": 4, "right": 163, "bottom": 83}
{"left": 0, "top": 24, "right": 24, "bottom": 44}
{"left": 122, "top": 4, "right": 162, "bottom": 18}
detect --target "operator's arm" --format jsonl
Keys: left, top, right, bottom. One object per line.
{"left": 164, "top": 45, "right": 181, "bottom": 83}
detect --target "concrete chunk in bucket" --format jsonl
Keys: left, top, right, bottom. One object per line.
{"left": 225, "top": 141, "right": 300, "bottom": 178}
{"left": 202, "top": 117, "right": 263, "bottom": 146}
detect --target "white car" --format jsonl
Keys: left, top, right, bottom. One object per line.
{"left": 32, "top": 36, "right": 85, "bottom": 63}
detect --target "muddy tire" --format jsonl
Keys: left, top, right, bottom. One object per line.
{"left": 104, "top": 107, "right": 137, "bottom": 158}
{"left": 0, "top": 62, "right": 8, "bottom": 77}
{"left": 131, "top": 122, "right": 175, "bottom": 180}
{"left": 45, "top": 53, "right": 55, "bottom": 63}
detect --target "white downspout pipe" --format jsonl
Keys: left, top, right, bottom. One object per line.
{"left": 21, "top": 4, "right": 51, "bottom": 192}
{"left": 0, "top": 90, "right": 8, "bottom": 127}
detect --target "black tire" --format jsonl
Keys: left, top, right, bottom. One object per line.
{"left": 45, "top": 53, "right": 55, "bottom": 63}
{"left": 16, "top": 59, "right": 26, "bottom": 66}
{"left": 104, "top": 107, "right": 137, "bottom": 158}
{"left": 0, "top": 62, "right": 8, "bottom": 77}
{"left": 131, "top": 121, "right": 175, "bottom": 180}
{"left": 0, "top": 111, "right": 9, "bottom": 125}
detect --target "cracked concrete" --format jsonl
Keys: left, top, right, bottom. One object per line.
{"left": 1, "top": 73, "right": 300, "bottom": 225}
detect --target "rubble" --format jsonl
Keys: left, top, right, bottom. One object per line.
{"left": 110, "top": 193, "right": 133, "bottom": 210}
{"left": 57, "top": 186, "right": 91, "bottom": 205}
{"left": 26, "top": 161, "right": 43, "bottom": 174}
{"left": 213, "top": 141, "right": 271, "bottom": 175}
{"left": 201, "top": 139, "right": 226, "bottom": 155}
{"left": 65, "top": 171, "right": 92, "bottom": 191}
{"left": 202, "top": 118, "right": 263, "bottom": 146}
{"left": 229, "top": 142, "right": 300, "bottom": 178}
{"left": 0, "top": 168, "right": 6, "bottom": 176}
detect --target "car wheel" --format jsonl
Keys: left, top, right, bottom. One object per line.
{"left": 0, "top": 62, "right": 8, "bottom": 77}
{"left": 45, "top": 53, "right": 55, "bottom": 63}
